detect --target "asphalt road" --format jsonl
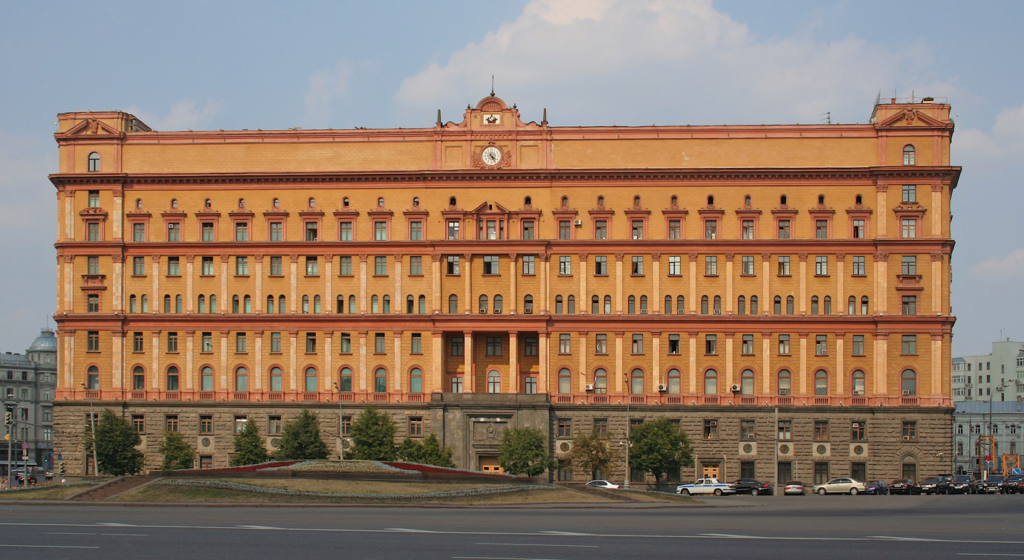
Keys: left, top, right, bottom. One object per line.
{"left": 1, "top": 494, "right": 1022, "bottom": 560}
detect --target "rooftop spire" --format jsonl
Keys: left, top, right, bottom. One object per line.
{"left": 490, "top": 75, "right": 495, "bottom": 97}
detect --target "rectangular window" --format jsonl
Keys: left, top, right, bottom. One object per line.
{"left": 447, "top": 220, "right": 460, "bottom": 240}
{"left": 486, "top": 336, "right": 502, "bottom": 356}
{"left": 902, "top": 296, "right": 917, "bottom": 316}
{"left": 704, "top": 220, "right": 718, "bottom": 239}
{"left": 373, "top": 221, "right": 387, "bottom": 241}
{"left": 705, "top": 334, "right": 717, "bottom": 355}
{"left": 814, "top": 421, "right": 830, "bottom": 441}
{"left": 593, "top": 418, "right": 608, "bottom": 438}
{"left": 660, "top": 255, "right": 679, "bottom": 277}
{"left": 265, "top": 256, "right": 281, "bottom": 276}
{"left": 704, "top": 256, "right": 717, "bottom": 276}
{"left": 373, "top": 333, "right": 384, "bottom": 354}
{"left": 815, "top": 220, "right": 828, "bottom": 239}
{"left": 669, "top": 220, "right": 681, "bottom": 240}
{"left": 167, "top": 332, "right": 178, "bottom": 353}
{"left": 306, "top": 221, "right": 319, "bottom": 242}
{"left": 703, "top": 420, "right": 718, "bottom": 440}
{"left": 451, "top": 336, "right": 464, "bottom": 357}
{"left": 742, "top": 220, "right": 754, "bottom": 239}
{"left": 851, "top": 421, "right": 866, "bottom": 441}
{"left": 235, "top": 256, "right": 248, "bottom": 276}
{"left": 778, "top": 220, "right": 791, "bottom": 239}
{"left": 87, "top": 222, "right": 100, "bottom": 241}
{"left": 522, "top": 220, "right": 534, "bottom": 240}
{"left": 524, "top": 336, "right": 538, "bottom": 357}
{"left": 133, "top": 222, "right": 146, "bottom": 242}
{"left": 778, "top": 334, "right": 790, "bottom": 355}
{"left": 740, "top": 420, "right": 756, "bottom": 440}
{"left": 741, "top": 255, "right": 754, "bottom": 276}
{"left": 446, "top": 255, "right": 460, "bottom": 275}
{"left": 853, "top": 219, "right": 865, "bottom": 238}
{"left": 901, "top": 219, "right": 917, "bottom": 238}
{"left": 133, "top": 332, "right": 144, "bottom": 352}
{"left": 305, "top": 256, "right": 318, "bottom": 276}
{"left": 201, "top": 256, "right": 214, "bottom": 276}
{"left": 902, "top": 421, "right": 917, "bottom": 441}
{"left": 559, "top": 220, "right": 571, "bottom": 239}
{"left": 631, "top": 220, "right": 644, "bottom": 239}
{"left": 902, "top": 255, "right": 917, "bottom": 275}
{"left": 87, "top": 256, "right": 100, "bottom": 275}
{"left": 778, "top": 420, "right": 792, "bottom": 440}
{"left": 594, "top": 255, "right": 608, "bottom": 276}
{"left": 270, "top": 332, "right": 282, "bottom": 353}
{"left": 87, "top": 294, "right": 100, "bottom": 313}
{"left": 235, "top": 222, "right": 248, "bottom": 242}
{"left": 594, "top": 220, "right": 607, "bottom": 240}
{"left": 166, "top": 415, "right": 179, "bottom": 433}
{"left": 483, "top": 255, "right": 500, "bottom": 275}
{"left": 557, "top": 418, "right": 572, "bottom": 438}
{"left": 340, "top": 333, "right": 351, "bottom": 353}
{"left": 199, "top": 415, "right": 213, "bottom": 434}
{"left": 815, "top": 335, "right": 828, "bottom": 355}
{"left": 338, "top": 222, "right": 352, "bottom": 241}
{"left": 167, "top": 222, "right": 181, "bottom": 242}
{"left": 201, "top": 222, "right": 214, "bottom": 242}
{"left": 852, "top": 335, "right": 864, "bottom": 356}
{"left": 409, "top": 417, "right": 423, "bottom": 437}
{"left": 374, "top": 256, "right": 387, "bottom": 275}
{"left": 631, "top": 255, "right": 644, "bottom": 276}
{"left": 516, "top": 254, "right": 534, "bottom": 275}
{"left": 852, "top": 256, "right": 865, "bottom": 276}
{"left": 777, "top": 256, "right": 790, "bottom": 276}
{"left": 902, "top": 335, "right": 917, "bottom": 355}
{"left": 88, "top": 190, "right": 100, "bottom": 207}
{"left": 236, "top": 333, "right": 247, "bottom": 353}
{"left": 268, "top": 416, "right": 282, "bottom": 435}
{"left": 411, "top": 333, "right": 422, "bottom": 354}
{"left": 86, "top": 330, "right": 100, "bottom": 351}
{"left": 234, "top": 416, "right": 248, "bottom": 434}
{"left": 741, "top": 334, "right": 754, "bottom": 355}
{"left": 902, "top": 184, "right": 916, "bottom": 203}
{"left": 409, "top": 221, "right": 422, "bottom": 240}
{"left": 133, "top": 256, "right": 145, "bottom": 276}
{"left": 851, "top": 462, "right": 867, "bottom": 483}
{"left": 668, "top": 334, "right": 680, "bottom": 354}
{"left": 815, "top": 256, "right": 828, "bottom": 276}
{"left": 404, "top": 256, "right": 421, "bottom": 276}
{"left": 595, "top": 333, "right": 608, "bottom": 354}
{"left": 269, "top": 222, "right": 283, "bottom": 241}
{"left": 632, "top": 334, "right": 644, "bottom": 354}
{"left": 338, "top": 256, "right": 352, "bottom": 276}
{"left": 201, "top": 332, "right": 213, "bottom": 353}
{"left": 560, "top": 333, "right": 571, "bottom": 354}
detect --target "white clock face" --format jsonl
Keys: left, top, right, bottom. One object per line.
{"left": 482, "top": 146, "right": 502, "bottom": 166}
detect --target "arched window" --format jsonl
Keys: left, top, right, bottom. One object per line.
{"left": 744, "top": 195, "right": 751, "bottom": 206}
{"left": 856, "top": 194, "right": 863, "bottom": 205}
{"left": 140, "top": 295, "right": 147, "bottom": 313}
{"left": 238, "top": 198, "right": 245, "bottom": 209}
{"left": 494, "top": 294, "right": 503, "bottom": 314}
{"left": 818, "top": 194, "right": 825, "bottom": 205}
{"left": 704, "top": 369, "right": 718, "bottom": 395}
{"left": 339, "top": 367, "right": 352, "bottom": 392}
{"left": 305, "top": 367, "right": 318, "bottom": 392}
{"left": 197, "top": 295, "right": 206, "bottom": 313}
{"left": 664, "top": 295, "right": 673, "bottom": 314}
{"left": 814, "top": 370, "right": 828, "bottom": 395}
{"left": 707, "top": 195, "right": 714, "bottom": 206}
{"left": 278, "top": 295, "right": 286, "bottom": 314}
{"left": 848, "top": 296, "right": 856, "bottom": 315}
{"left": 409, "top": 368, "right": 423, "bottom": 393}
{"left": 633, "top": 195, "right": 641, "bottom": 207}
{"left": 778, "top": 369, "right": 791, "bottom": 395}
{"left": 132, "top": 366, "right": 145, "bottom": 391}
{"left": 638, "top": 295, "right": 646, "bottom": 314}
{"left": 348, "top": 295, "right": 355, "bottom": 313}
{"left": 594, "top": 368, "right": 607, "bottom": 393}
{"left": 201, "top": 366, "right": 214, "bottom": 391}
{"left": 555, "top": 295, "right": 564, "bottom": 314}
{"left": 559, "top": 368, "right": 572, "bottom": 394}
{"left": 374, "top": 368, "right": 387, "bottom": 393}
{"left": 86, "top": 365, "right": 100, "bottom": 389}
{"left": 412, "top": 197, "right": 419, "bottom": 207}
{"left": 597, "top": 195, "right": 605, "bottom": 207}
{"left": 381, "top": 295, "right": 389, "bottom": 314}
{"left": 449, "top": 196, "right": 457, "bottom": 206}
{"left": 852, "top": 370, "right": 865, "bottom": 395}
{"left": 604, "top": 295, "right": 612, "bottom": 314}
{"left": 166, "top": 366, "right": 179, "bottom": 391}
{"left": 377, "top": 197, "right": 385, "bottom": 208}
{"left": 713, "top": 296, "right": 721, "bottom": 314}
{"left": 418, "top": 295, "right": 426, "bottom": 314}
{"left": 627, "top": 295, "right": 636, "bottom": 315}
{"left": 823, "top": 296, "right": 831, "bottom": 315}
{"left": 901, "top": 370, "right": 917, "bottom": 396}
{"left": 407, "top": 295, "right": 415, "bottom": 314}
{"left": 487, "top": 370, "right": 501, "bottom": 393}
{"left": 164, "top": 294, "right": 171, "bottom": 313}
{"left": 561, "top": 196, "right": 569, "bottom": 207}
{"left": 903, "top": 144, "right": 916, "bottom": 165}
{"left": 129, "top": 295, "right": 137, "bottom": 313}
{"left": 335, "top": 295, "right": 344, "bottom": 313}
{"left": 170, "top": 198, "right": 178, "bottom": 209}
{"left": 811, "top": 296, "right": 819, "bottom": 315}
{"left": 209, "top": 295, "right": 217, "bottom": 313}
{"left": 241, "top": 295, "right": 251, "bottom": 313}
{"left": 308, "top": 197, "right": 316, "bottom": 208}
{"left": 677, "top": 295, "right": 685, "bottom": 314}
{"left": 342, "top": 197, "right": 349, "bottom": 208}
{"left": 135, "top": 198, "right": 143, "bottom": 210}
{"left": 750, "top": 295, "right": 758, "bottom": 314}
{"left": 235, "top": 367, "right": 248, "bottom": 392}
{"left": 594, "top": 295, "right": 602, "bottom": 315}
{"left": 371, "top": 295, "right": 379, "bottom": 313}
{"left": 303, "top": 295, "right": 311, "bottom": 314}
{"left": 861, "top": 296, "right": 869, "bottom": 315}
{"left": 270, "top": 367, "right": 283, "bottom": 392}
{"left": 448, "top": 294, "right": 459, "bottom": 314}
{"left": 670, "top": 195, "right": 678, "bottom": 207}
{"left": 780, "top": 194, "right": 788, "bottom": 206}
{"left": 524, "top": 294, "right": 533, "bottom": 314}
{"left": 175, "top": 295, "right": 183, "bottom": 313}
{"left": 667, "top": 368, "right": 681, "bottom": 394}
{"left": 273, "top": 198, "right": 280, "bottom": 208}
{"left": 269, "top": 295, "right": 276, "bottom": 314}
{"left": 786, "top": 295, "right": 794, "bottom": 315}
{"left": 957, "top": 441, "right": 964, "bottom": 456}
{"left": 701, "top": 295, "right": 709, "bottom": 314}
{"left": 233, "top": 295, "right": 240, "bottom": 314}
{"left": 737, "top": 295, "right": 746, "bottom": 315}
{"left": 567, "top": 295, "right": 575, "bottom": 314}
{"left": 524, "top": 196, "right": 532, "bottom": 206}
{"left": 312, "top": 295, "right": 319, "bottom": 314}
{"left": 631, "top": 368, "right": 644, "bottom": 395}
{"left": 741, "top": 369, "right": 754, "bottom": 395}
{"left": 480, "top": 295, "right": 489, "bottom": 314}
{"left": 204, "top": 199, "right": 212, "bottom": 209}
{"left": 774, "top": 296, "right": 782, "bottom": 315}
{"left": 87, "top": 152, "right": 102, "bottom": 172}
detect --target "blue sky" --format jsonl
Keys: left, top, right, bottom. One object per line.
{"left": 1, "top": 0, "right": 1022, "bottom": 355}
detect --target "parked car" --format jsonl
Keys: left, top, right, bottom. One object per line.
{"left": 585, "top": 480, "right": 621, "bottom": 490}
{"left": 889, "top": 479, "right": 915, "bottom": 495}
{"left": 865, "top": 480, "right": 889, "bottom": 495}
{"left": 814, "top": 478, "right": 867, "bottom": 495}
{"left": 972, "top": 475, "right": 1005, "bottom": 494}
{"left": 1003, "top": 474, "right": 1024, "bottom": 494}
{"left": 783, "top": 481, "right": 806, "bottom": 495}
{"left": 676, "top": 478, "right": 737, "bottom": 496}
{"left": 732, "top": 479, "right": 773, "bottom": 496}
{"left": 939, "top": 475, "right": 972, "bottom": 494}
{"left": 917, "top": 478, "right": 941, "bottom": 495}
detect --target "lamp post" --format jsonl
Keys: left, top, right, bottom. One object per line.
{"left": 333, "top": 381, "right": 345, "bottom": 461}
{"left": 986, "top": 380, "right": 1012, "bottom": 476}
{"left": 81, "top": 382, "right": 98, "bottom": 476}
{"left": 623, "top": 371, "right": 631, "bottom": 489}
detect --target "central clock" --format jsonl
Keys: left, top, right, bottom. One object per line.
{"left": 481, "top": 146, "right": 502, "bottom": 166}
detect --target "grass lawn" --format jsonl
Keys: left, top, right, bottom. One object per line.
{"left": 219, "top": 478, "right": 495, "bottom": 495}
{"left": 0, "top": 483, "right": 101, "bottom": 501}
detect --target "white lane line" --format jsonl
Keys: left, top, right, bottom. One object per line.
{"left": 100, "top": 534, "right": 148, "bottom": 537}
{"left": 454, "top": 557, "right": 567, "bottom": 560}
{"left": 0, "top": 544, "right": 100, "bottom": 549}
{"left": 47, "top": 532, "right": 97, "bottom": 535}
{"left": 476, "top": 543, "right": 598, "bottom": 548}
{"left": 868, "top": 536, "right": 942, "bottom": 542}
{"left": 699, "top": 533, "right": 862, "bottom": 541}
{"left": 98, "top": 522, "right": 136, "bottom": 527}
{"left": 388, "top": 527, "right": 438, "bottom": 533}
{"left": 957, "top": 555, "right": 1024, "bottom": 557}
{"left": 539, "top": 531, "right": 593, "bottom": 536}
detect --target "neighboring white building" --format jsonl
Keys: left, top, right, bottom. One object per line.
{"left": 953, "top": 401, "right": 1024, "bottom": 475}
{"left": 952, "top": 340, "right": 1024, "bottom": 403}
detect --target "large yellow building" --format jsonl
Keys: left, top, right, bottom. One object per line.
{"left": 52, "top": 94, "right": 958, "bottom": 483}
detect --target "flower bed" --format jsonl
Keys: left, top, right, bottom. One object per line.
{"left": 157, "top": 478, "right": 542, "bottom": 500}
{"left": 0, "top": 481, "right": 96, "bottom": 493}
{"left": 383, "top": 462, "right": 513, "bottom": 478}
{"left": 267, "top": 460, "right": 414, "bottom": 474}
{"left": 176, "top": 461, "right": 299, "bottom": 474}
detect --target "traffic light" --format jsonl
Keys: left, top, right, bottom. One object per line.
{"left": 3, "top": 411, "right": 11, "bottom": 426}
{"left": 58, "top": 462, "right": 66, "bottom": 475}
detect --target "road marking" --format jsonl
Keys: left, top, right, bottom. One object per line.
{"left": 0, "top": 544, "right": 100, "bottom": 549}
{"left": 476, "top": 543, "right": 598, "bottom": 548}
{"left": 957, "top": 555, "right": 1024, "bottom": 558}
{"left": 453, "top": 557, "right": 568, "bottom": 560}
{"left": 868, "top": 536, "right": 942, "bottom": 542}
{"left": 539, "top": 531, "right": 593, "bottom": 536}
{"left": 98, "top": 522, "right": 136, "bottom": 527}
{"left": 237, "top": 525, "right": 282, "bottom": 530}
{"left": 100, "top": 533, "right": 147, "bottom": 537}
{"left": 387, "top": 527, "right": 438, "bottom": 533}
{"left": 47, "top": 532, "right": 97, "bottom": 535}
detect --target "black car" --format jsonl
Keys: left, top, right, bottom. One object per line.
{"left": 889, "top": 479, "right": 915, "bottom": 495}
{"left": 1004, "top": 474, "right": 1024, "bottom": 494}
{"left": 916, "top": 478, "right": 941, "bottom": 495}
{"left": 940, "top": 475, "right": 972, "bottom": 494}
{"left": 865, "top": 480, "right": 888, "bottom": 495}
{"left": 732, "top": 479, "right": 773, "bottom": 496}
{"left": 971, "top": 475, "right": 1005, "bottom": 494}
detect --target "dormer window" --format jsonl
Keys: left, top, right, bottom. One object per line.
{"left": 273, "top": 198, "right": 280, "bottom": 208}
{"left": 780, "top": 195, "right": 787, "bottom": 206}
{"left": 308, "top": 197, "right": 316, "bottom": 208}
{"left": 377, "top": 197, "right": 385, "bottom": 208}
{"left": 903, "top": 144, "right": 916, "bottom": 165}
{"left": 412, "top": 197, "right": 419, "bottom": 208}
{"left": 88, "top": 152, "right": 100, "bottom": 172}
{"left": 204, "top": 199, "right": 212, "bottom": 209}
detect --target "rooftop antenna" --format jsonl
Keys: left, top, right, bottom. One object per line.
{"left": 821, "top": 111, "right": 831, "bottom": 125}
{"left": 491, "top": 75, "right": 495, "bottom": 97}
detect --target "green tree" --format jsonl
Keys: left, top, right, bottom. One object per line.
{"left": 349, "top": 406, "right": 397, "bottom": 461}
{"left": 498, "top": 427, "right": 555, "bottom": 477}
{"left": 628, "top": 417, "right": 694, "bottom": 485}
{"left": 566, "top": 432, "right": 612, "bottom": 480}
{"left": 397, "top": 433, "right": 456, "bottom": 467}
{"left": 157, "top": 431, "right": 196, "bottom": 470}
{"left": 93, "top": 409, "right": 144, "bottom": 476}
{"left": 231, "top": 420, "right": 269, "bottom": 466}
{"left": 274, "top": 409, "right": 330, "bottom": 460}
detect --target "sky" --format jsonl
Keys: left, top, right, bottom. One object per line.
{"left": 1, "top": 0, "right": 1022, "bottom": 356}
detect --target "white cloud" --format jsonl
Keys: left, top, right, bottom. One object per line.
{"left": 395, "top": 0, "right": 956, "bottom": 126}
{"left": 304, "top": 59, "right": 354, "bottom": 124}
{"left": 125, "top": 99, "right": 223, "bottom": 131}
{"left": 955, "top": 101, "right": 1024, "bottom": 162}
{"left": 970, "top": 249, "right": 1024, "bottom": 279}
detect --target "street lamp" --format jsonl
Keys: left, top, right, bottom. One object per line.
{"left": 623, "top": 371, "right": 630, "bottom": 489}
{"left": 333, "top": 381, "right": 345, "bottom": 461}
{"left": 81, "top": 382, "right": 98, "bottom": 476}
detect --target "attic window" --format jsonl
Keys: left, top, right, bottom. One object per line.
{"left": 818, "top": 195, "right": 825, "bottom": 205}
{"left": 273, "top": 198, "right": 280, "bottom": 208}
{"left": 171, "top": 199, "right": 178, "bottom": 209}
{"left": 903, "top": 145, "right": 916, "bottom": 166}
{"left": 856, "top": 195, "right": 863, "bottom": 205}
{"left": 561, "top": 196, "right": 568, "bottom": 207}
{"left": 238, "top": 198, "right": 245, "bottom": 209}
{"left": 308, "top": 197, "right": 316, "bottom": 208}
{"left": 87, "top": 152, "right": 100, "bottom": 172}
{"left": 135, "top": 199, "right": 143, "bottom": 210}
{"left": 343, "top": 197, "right": 349, "bottom": 208}
{"left": 412, "top": 197, "right": 419, "bottom": 208}
{"left": 204, "top": 199, "right": 212, "bottom": 209}
{"left": 707, "top": 195, "right": 714, "bottom": 206}
{"left": 377, "top": 197, "right": 385, "bottom": 208}
{"left": 744, "top": 195, "right": 751, "bottom": 206}
{"left": 780, "top": 195, "right": 788, "bottom": 206}
{"left": 449, "top": 196, "right": 457, "bottom": 206}
{"left": 524, "top": 196, "right": 532, "bottom": 206}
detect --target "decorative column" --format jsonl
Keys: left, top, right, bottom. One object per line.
{"left": 289, "top": 330, "right": 298, "bottom": 391}
{"left": 541, "top": 255, "right": 550, "bottom": 313}
{"left": 874, "top": 253, "right": 889, "bottom": 315}
{"left": 539, "top": 332, "right": 549, "bottom": 393}
{"left": 463, "top": 331, "right": 474, "bottom": 393}
{"left": 185, "top": 330, "right": 195, "bottom": 390}
{"left": 761, "top": 332, "right": 771, "bottom": 395}
{"left": 931, "top": 253, "right": 943, "bottom": 314}
{"left": 725, "top": 333, "right": 734, "bottom": 391}
{"left": 651, "top": 332, "right": 661, "bottom": 391}
{"left": 394, "top": 255, "right": 402, "bottom": 314}
{"left": 431, "top": 331, "right": 443, "bottom": 392}
{"left": 325, "top": 255, "right": 333, "bottom": 314}
{"left": 835, "top": 334, "right": 845, "bottom": 396}
{"left": 358, "top": 331, "right": 368, "bottom": 391}
{"left": 725, "top": 254, "right": 734, "bottom": 313}
{"left": 875, "top": 333, "right": 889, "bottom": 396}
{"left": 578, "top": 331, "right": 588, "bottom": 392}
{"left": 651, "top": 254, "right": 660, "bottom": 313}
{"left": 220, "top": 331, "right": 229, "bottom": 391}
{"left": 579, "top": 254, "right": 588, "bottom": 313}
{"left": 112, "top": 189, "right": 123, "bottom": 240}
{"left": 463, "top": 254, "right": 473, "bottom": 314}
{"left": 64, "top": 190, "right": 75, "bottom": 241}
{"left": 254, "top": 256, "right": 263, "bottom": 311}
{"left": 761, "top": 253, "right": 771, "bottom": 316}
{"left": 798, "top": 253, "right": 808, "bottom": 314}
{"left": 614, "top": 332, "right": 624, "bottom": 394}
{"left": 688, "top": 254, "right": 698, "bottom": 313}
{"left": 509, "top": 331, "right": 519, "bottom": 393}
{"left": 688, "top": 332, "right": 698, "bottom": 393}
{"left": 615, "top": 254, "right": 624, "bottom": 313}
{"left": 111, "top": 330, "right": 123, "bottom": 392}
{"left": 359, "top": 255, "right": 368, "bottom": 313}
{"left": 931, "top": 333, "right": 943, "bottom": 399}
{"left": 931, "top": 184, "right": 943, "bottom": 238}
{"left": 151, "top": 256, "right": 160, "bottom": 312}
{"left": 393, "top": 331, "right": 403, "bottom": 392}
{"left": 509, "top": 254, "right": 518, "bottom": 313}
{"left": 876, "top": 184, "right": 888, "bottom": 238}
{"left": 290, "top": 255, "right": 299, "bottom": 314}
{"left": 151, "top": 331, "right": 160, "bottom": 390}
{"left": 324, "top": 331, "right": 333, "bottom": 391}
{"left": 836, "top": 254, "right": 845, "bottom": 314}
{"left": 254, "top": 331, "right": 263, "bottom": 391}
{"left": 112, "top": 256, "right": 123, "bottom": 312}
{"left": 431, "top": 254, "right": 441, "bottom": 313}
{"left": 221, "top": 256, "right": 229, "bottom": 312}
{"left": 798, "top": 333, "right": 808, "bottom": 396}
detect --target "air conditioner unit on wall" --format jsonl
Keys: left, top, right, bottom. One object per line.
{"left": 658, "top": 384, "right": 667, "bottom": 392}
{"left": 731, "top": 384, "right": 741, "bottom": 393}
{"left": 779, "top": 389, "right": 789, "bottom": 395}
{"left": 574, "top": 219, "right": 583, "bottom": 226}
{"left": 585, "top": 384, "right": 595, "bottom": 391}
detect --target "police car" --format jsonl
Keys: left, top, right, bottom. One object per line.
{"left": 676, "top": 478, "right": 737, "bottom": 496}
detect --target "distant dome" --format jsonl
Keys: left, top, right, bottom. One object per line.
{"left": 28, "top": 329, "right": 57, "bottom": 352}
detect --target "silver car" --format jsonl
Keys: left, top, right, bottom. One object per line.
{"left": 814, "top": 478, "right": 866, "bottom": 495}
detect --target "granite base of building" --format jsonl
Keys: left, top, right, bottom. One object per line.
{"left": 54, "top": 395, "right": 953, "bottom": 484}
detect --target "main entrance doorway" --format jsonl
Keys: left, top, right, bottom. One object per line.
{"left": 479, "top": 456, "right": 503, "bottom": 474}
{"left": 701, "top": 464, "right": 721, "bottom": 479}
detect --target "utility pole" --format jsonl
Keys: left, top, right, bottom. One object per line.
{"left": 81, "top": 383, "right": 98, "bottom": 476}
{"left": 623, "top": 371, "right": 631, "bottom": 489}
{"left": 333, "top": 381, "right": 345, "bottom": 461}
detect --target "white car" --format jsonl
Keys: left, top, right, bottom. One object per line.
{"left": 585, "top": 480, "right": 621, "bottom": 489}
{"left": 813, "top": 478, "right": 867, "bottom": 495}
{"left": 676, "top": 478, "right": 737, "bottom": 496}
